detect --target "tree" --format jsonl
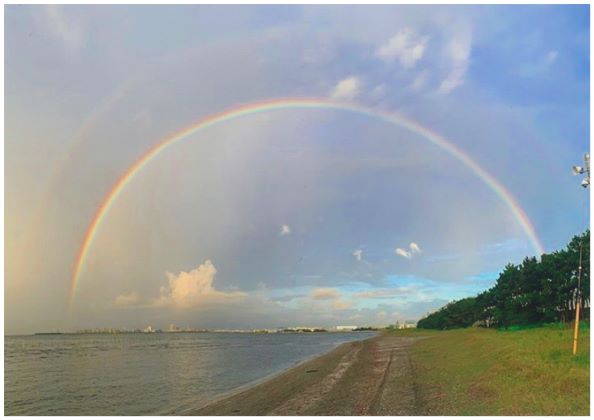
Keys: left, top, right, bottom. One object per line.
{"left": 417, "top": 231, "right": 590, "bottom": 330}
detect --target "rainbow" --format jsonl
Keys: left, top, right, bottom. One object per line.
{"left": 69, "top": 97, "right": 545, "bottom": 305}
{"left": 17, "top": 87, "right": 131, "bottom": 277}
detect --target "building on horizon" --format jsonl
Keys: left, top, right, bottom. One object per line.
{"left": 335, "top": 325, "right": 358, "bottom": 331}
{"left": 396, "top": 320, "right": 417, "bottom": 329}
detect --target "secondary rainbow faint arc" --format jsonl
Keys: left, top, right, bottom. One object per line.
{"left": 69, "top": 97, "right": 545, "bottom": 305}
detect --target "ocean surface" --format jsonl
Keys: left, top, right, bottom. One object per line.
{"left": 4, "top": 331, "right": 375, "bottom": 415}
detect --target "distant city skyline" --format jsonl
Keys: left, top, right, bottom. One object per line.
{"left": 5, "top": 5, "right": 589, "bottom": 334}
{"left": 29, "top": 322, "right": 413, "bottom": 335}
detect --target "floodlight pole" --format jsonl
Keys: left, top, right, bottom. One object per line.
{"left": 573, "top": 242, "right": 583, "bottom": 355}
{"left": 572, "top": 153, "right": 589, "bottom": 356}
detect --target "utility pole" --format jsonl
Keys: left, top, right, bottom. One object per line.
{"left": 571, "top": 153, "right": 589, "bottom": 355}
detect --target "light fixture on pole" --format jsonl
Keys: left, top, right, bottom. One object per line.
{"left": 571, "top": 153, "right": 589, "bottom": 355}
{"left": 572, "top": 165, "right": 584, "bottom": 176}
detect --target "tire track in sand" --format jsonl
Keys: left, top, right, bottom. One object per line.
{"left": 269, "top": 345, "right": 362, "bottom": 415}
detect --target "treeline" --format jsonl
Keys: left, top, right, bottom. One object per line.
{"left": 417, "top": 231, "right": 590, "bottom": 330}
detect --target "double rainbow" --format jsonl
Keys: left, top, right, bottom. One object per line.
{"left": 69, "top": 97, "right": 545, "bottom": 305}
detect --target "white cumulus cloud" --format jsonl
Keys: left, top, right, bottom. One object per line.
{"left": 153, "top": 260, "right": 246, "bottom": 308}
{"left": 395, "top": 248, "right": 412, "bottom": 259}
{"left": 376, "top": 29, "right": 428, "bottom": 68}
{"left": 396, "top": 242, "right": 422, "bottom": 259}
{"left": 330, "top": 76, "right": 361, "bottom": 100}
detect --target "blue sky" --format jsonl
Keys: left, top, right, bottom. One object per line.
{"left": 5, "top": 5, "right": 590, "bottom": 333}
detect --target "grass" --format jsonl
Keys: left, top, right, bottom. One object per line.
{"left": 388, "top": 324, "right": 589, "bottom": 415}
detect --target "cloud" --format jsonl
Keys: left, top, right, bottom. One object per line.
{"left": 153, "top": 260, "right": 246, "bottom": 308}
{"left": 306, "top": 288, "right": 353, "bottom": 312}
{"left": 353, "top": 249, "right": 363, "bottom": 261}
{"left": 114, "top": 292, "right": 139, "bottom": 306}
{"left": 310, "top": 287, "right": 341, "bottom": 300}
{"left": 330, "top": 76, "right": 361, "bottom": 100}
{"left": 545, "top": 50, "right": 559, "bottom": 66}
{"left": 332, "top": 300, "right": 353, "bottom": 311}
{"left": 395, "top": 248, "right": 412, "bottom": 259}
{"left": 376, "top": 29, "right": 428, "bottom": 68}
{"left": 354, "top": 286, "right": 417, "bottom": 299}
{"left": 280, "top": 224, "right": 291, "bottom": 235}
{"left": 7, "top": 6, "right": 585, "bottom": 335}
{"left": 43, "top": 5, "right": 84, "bottom": 51}
{"left": 396, "top": 242, "right": 422, "bottom": 259}
{"left": 438, "top": 29, "right": 472, "bottom": 94}
{"left": 270, "top": 293, "right": 307, "bottom": 302}
{"left": 517, "top": 49, "right": 562, "bottom": 77}
{"left": 370, "top": 84, "right": 388, "bottom": 100}
{"left": 411, "top": 69, "right": 429, "bottom": 90}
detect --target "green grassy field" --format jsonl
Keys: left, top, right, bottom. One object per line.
{"left": 389, "top": 324, "right": 589, "bottom": 415}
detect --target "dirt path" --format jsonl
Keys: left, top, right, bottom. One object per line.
{"left": 185, "top": 334, "right": 423, "bottom": 416}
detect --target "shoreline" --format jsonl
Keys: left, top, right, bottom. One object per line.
{"left": 172, "top": 333, "right": 379, "bottom": 415}
{"left": 184, "top": 333, "right": 422, "bottom": 416}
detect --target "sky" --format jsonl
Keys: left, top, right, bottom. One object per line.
{"left": 5, "top": 5, "right": 590, "bottom": 334}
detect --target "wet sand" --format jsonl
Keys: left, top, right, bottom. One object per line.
{"left": 185, "top": 334, "right": 423, "bottom": 416}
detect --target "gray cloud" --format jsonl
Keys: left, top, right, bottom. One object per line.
{"left": 42, "top": 5, "right": 85, "bottom": 51}
{"left": 4, "top": 5, "right": 588, "bottom": 333}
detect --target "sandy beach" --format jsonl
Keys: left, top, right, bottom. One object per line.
{"left": 185, "top": 333, "right": 423, "bottom": 416}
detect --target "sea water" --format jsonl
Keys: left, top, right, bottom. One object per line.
{"left": 4, "top": 332, "right": 375, "bottom": 415}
